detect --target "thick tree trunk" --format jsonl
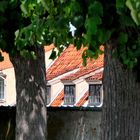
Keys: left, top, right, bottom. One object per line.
{"left": 101, "top": 43, "right": 140, "bottom": 140}
{"left": 11, "top": 46, "right": 47, "bottom": 140}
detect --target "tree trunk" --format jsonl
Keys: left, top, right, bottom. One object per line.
{"left": 101, "top": 42, "right": 140, "bottom": 140}
{"left": 11, "top": 46, "right": 47, "bottom": 140}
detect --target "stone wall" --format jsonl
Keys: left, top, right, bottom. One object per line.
{"left": 0, "top": 107, "right": 101, "bottom": 140}
{"left": 47, "top": 108, "right": 101, "bottom": 140}
{"left": 0, "top": 107, "right": 15, "bottom": 140}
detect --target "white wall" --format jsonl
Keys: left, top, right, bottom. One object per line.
{"left": 45, "top": 47, "right": 58, "bottom": 70}
{"left": 50, "top": 81, "right": 64, "bottom": 102}
{"left": 75, "top": 80, "right": 88, "bottom": 103}
{"left": 0, "top": 68, "right": 16, "bottom": 106}
{"left": 45, "top": 49, "right": 54, "bottom": 70}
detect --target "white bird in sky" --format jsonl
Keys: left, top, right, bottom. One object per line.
{"left": 69, "top": 22, "right": 77, "bottom": 37}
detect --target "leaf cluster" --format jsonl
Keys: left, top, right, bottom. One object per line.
{"left": 0, "top": 0, "right": 140, "bottom": 69}
{"left": 48, "top": 0, "right": 140, "bottom": 69}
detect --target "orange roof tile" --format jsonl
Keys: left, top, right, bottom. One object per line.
{"left": 76, "top": 91, "right": 89, "bottom": 107}
{"left": 44, "top": 44, "right": 55, "bottom": 52}
{"left": 86, "top": 71, "right": 103, "bottom": 81}
{"left": 46, "top": 45, "right": 104, "bottom": 80}
{"left": 0, "top": 52, "right": 13, "bottom": 70}
{"left": 50, "top": 90, "right": 64, "bottom": 107}
{"left": 61, "top": 57, "right": 103, "bottom": 81}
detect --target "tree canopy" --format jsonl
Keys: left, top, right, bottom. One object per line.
{"left": 0, "top": 0, "right": 140, "bottom": 68}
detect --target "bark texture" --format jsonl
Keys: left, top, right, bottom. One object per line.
{"left": 11, "top": 46, "right": 47, "bottom": 140}
{"left": 101, "top": 43, "right": 140, "bottom": 140}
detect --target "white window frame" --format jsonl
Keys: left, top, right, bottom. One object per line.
{"left": 88, "top": 83, "right": 103, "bottom": 107}
{"left": 64, "top": 84, "right": 75, "bottom": 105}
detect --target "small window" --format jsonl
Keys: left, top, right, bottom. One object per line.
{"left": 64, "top": 85, "right": 75, "bottom": 105}
{"left": 0, "top": 77, "right": 4, "bottom": 100}
{"left": 46, "top": 86, "right": 51, "bottom": 105}
{"left": 88, "top": 84, "right": 102, "bottom": 106}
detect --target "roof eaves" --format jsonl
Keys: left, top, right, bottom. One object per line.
{"left": 73, "top": 67, "right": 103, "bottom": 83}
{"left": 47, "top": 68, "right": 79, "bottom": 84}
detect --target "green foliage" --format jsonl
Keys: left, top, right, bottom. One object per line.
{"left": 0, "top": 0, "right": 140, "bottom": 69}
{"left": 0, "top": 1, "right": 8, "bottom": 13}
{"left": 116, "top": 0, "right": 127, "bottom": 14}
{"left": 56, "top": 0, "right": 140, "bottom": 69}
{"left": 118, "top": 32, "right": 128, "bottom": 45}
{"left": 126, "top": 0, "right": 140, "bottom": 25}
{"left": 20, "top": 50, "right": 37, "bottom": 59}
{"left": 0, "top": 52, "right": 4, "bottom": 61}
{"left": 49, "top": 49, "right": 56, "bottom": 60}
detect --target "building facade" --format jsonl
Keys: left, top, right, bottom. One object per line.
{"left": 46, "top": 45, "right": 104, "bottom": 107}
{"left": 0, "top": 45, "right": 104, "bottom": 107}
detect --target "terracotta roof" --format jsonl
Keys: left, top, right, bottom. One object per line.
{"left": 61, "top": 57, "right": 103, "bottom": 81}
{"left": 0, "top": 52, "right": 13, "bottom": 70}
{"left": 50, "top": 90, "right": 64, "bottom": 107}
{"left": 46, "top": 45, "right": 84, "bottom": 80}
{"left": 85, "top": 71, "right": 103, "bottom": 81}
{"left": 46, "top": 45, "right": 104, "bottom": 80}
{"left": 76, "top": 91, "right": 89, "bottom": 107}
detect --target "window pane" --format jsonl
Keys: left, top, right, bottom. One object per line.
{"left": 89, "top": 84, "right": 102, "bottom": 106}
{"left": 0, "top": 78, "right": 4, "bottom": 99}
{"left": 64, "top": 85, "right": 75, "bottom": 105}
{"left": 46, "top": 86, "right": 51, "bottom": 104}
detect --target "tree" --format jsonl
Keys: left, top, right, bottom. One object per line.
{"left": 0, "top": 1, "right": 74, "bottom": 139}
{"left": 0, "top": 0, "right": 74, "bottom": 139}
{"left": 0, "top": 1, "right": 48, "bottom": 140}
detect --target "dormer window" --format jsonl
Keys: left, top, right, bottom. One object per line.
{"left": 0, "top": 77, "right": 4, "bottom": 100}
{"left": 64, "top": 85, "right": 75, "bottom": 105}
{"left": 88, "top": 84, "right": 102, "bottom": 106}
{"left": 46, "top": 85, "right": 51, "bottom": 105}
